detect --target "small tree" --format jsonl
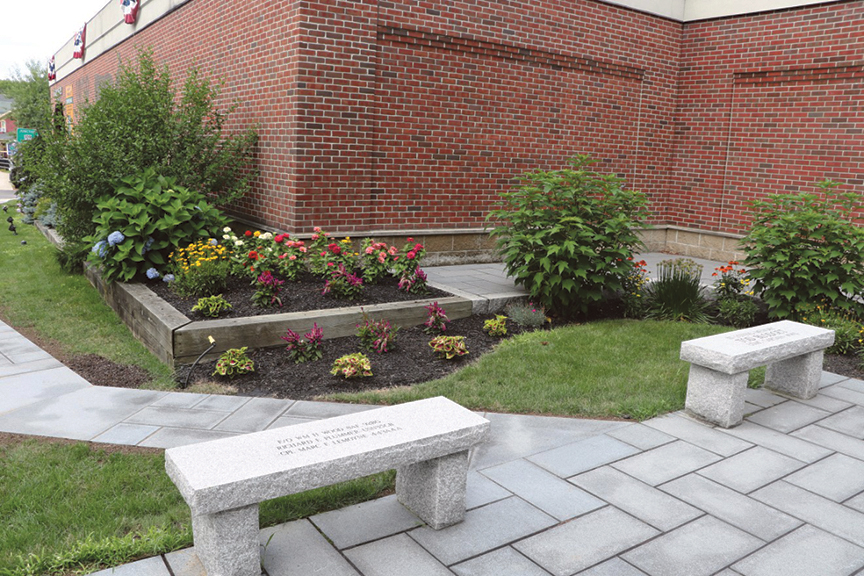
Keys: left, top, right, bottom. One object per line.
{"left": 38, "top": 49, "right": 257, "bottom": 246}
{"left": 742, "top": 181, "right": 864, "bottom": 319}
{"left": 486, "top": 155, "right": 648, "bottom": 315}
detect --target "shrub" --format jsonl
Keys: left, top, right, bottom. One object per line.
{"left": 487, "top": 155, "right": 648, "bottom": 316}
{"left": 742, "top": 180, "right": 864, "bottom": 319}
{"left": 424, "top": 302, "right": 449, "bottom": 334}
{"left": 281, "top": 323, "right": 324, "bottom": 363}
{"left": 251, "top": 271, "right": 284, "bottom": 308}
{"left": 644, "top": 259, "right": 711, "bottom": 323}
{"left": 213, "top": 347, "right": 254, "bottom": 378}
{"left": 504, "top": 301, "right": 548, "bottom": 329}
{"left": 483, "top": 315, "right": 508, "bottom": 337}
{"left": 356, "top": 312, "right": 399, "bottom": 354}
{"left": 798, "top": 304, "right": 863, "bottom": 355}
{"left": 331, "top": 353, "right": 373, "bottom": 379}
{"left": 429, "top": 335, "right": 469, "bottom": 360}
{"left": 17, "top": 181, "right": 45, "bottom": 225}
{"left": 620, "top": 258, "right": 649, "bottom": 319}
{"left": 716, "top": 297, "right": 758, "bottom": 329}
{"left": 84, "top": 169, "right": 227, "bottom": 283}
{"left": 322, "top": 264, "right": 364, "bottom": 300}
{"left": 397, "top": 267, "right": 428, "bottom": 294}
{"left": 170, "top": 239, "right": 231, "bottom": 297}
{"left": 38, "top": 49, "right": 257, "bottom": 246}
{"left": 191, "top": 295, "right": 233, "bottom": 318}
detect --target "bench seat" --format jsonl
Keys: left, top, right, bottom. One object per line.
{"left": 166, "top": 396, "right": 489, "bottom": 576}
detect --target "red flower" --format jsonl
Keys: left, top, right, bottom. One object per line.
{"left": 275, "top": 234, "right": 284, "bottom": 243}
{"left": 248, "top": 251, "right": 259, "bottom": 260}
{"left": 244, "top": 230, "right": 252, "bottom": 237}
{"left": 328, "top": 243, "right": 342, "bottom": 255}
{"left": 407, "top": 251, "right": 416, "bottom": 260}
{"left": 407, "top": 237, "right": 414, "bottom": 243}
{"left": 414, "top": 243, "right": 423, "bottom": 251}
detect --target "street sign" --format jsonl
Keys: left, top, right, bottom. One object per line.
{"left": 16, "top": 128, "right": 37, "bottom": 142}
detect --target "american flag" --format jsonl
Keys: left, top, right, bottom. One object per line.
{"left": 121, "top": 0, "right": 140, "bottom": 24}
{"left": 72, "top": 24, "right": 86, "bottom": 59}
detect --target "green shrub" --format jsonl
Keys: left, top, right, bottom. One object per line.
{"left": 645, "top": 259, "right": 711, "bottom": 323}
{"left": 716, "top": 297, "right": 758, "bottom": 329}
{"left": 487, "top": 155, "right": 648, "bottom": 316}
{"left": 191, "top": 295, "right": 233, "bottom": 318}
{"left": 331, "top": 353, "right": 373, "bottom": 379}
{"left": 742, "top": 180, "right": 864, "bottom": 319}
{"left": 504, "top": 301, "right": 548, "bottom": 329}
{"left": 84, "top": 169, "right": 227, "bottom": 283}
{"left": 798, "top": 304, "right": 863, "bottom": 355}
{"left": 38, "top": 49, "right": 257, "bottom": 246}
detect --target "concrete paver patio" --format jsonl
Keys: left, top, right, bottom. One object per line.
{"left": 2, "top": 257, "right": 864, "bottom": 575}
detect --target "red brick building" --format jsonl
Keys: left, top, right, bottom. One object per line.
{"left": 51, "top": 0, "right": 864, "bottom": 262}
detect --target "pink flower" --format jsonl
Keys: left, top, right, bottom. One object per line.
{"left": 365, "top": 246, "right": 375, "bottom": 255}
{"left": 311, "top": 234, "right": 319, "bottom": 240}
{"left": 407, "top": 237, "right": 414, "bottom": 242}
{"left": 289, "top": 255, "right": 297, "bottom": 261}
{"left": 414, "top": 243, "right": 423, "bottom": 251}
{"left": 278, "top": 253, "right": 287, "bottom": 259}
{"left": 377, "top": 252, "right": 387, "bottom": 263}
{"left": 388, "top": 246, "right": 398, "bottom": 256}
{"left": 274, "top": 234, "right": 284, "bottom": 243}
{"left": 327, "top": 262, "right": 335, "bottom": 267}
{"left": 407, "top": 251, "right": 416, "bottom": 260}
{"left": 313, "top": 227, "right": 322, "bottom": 233}
{"left": 320, "top": 252, "right": 327, "bottom": 257}
{"left": 299, "top": 246, "right": 307, "bottom": 253}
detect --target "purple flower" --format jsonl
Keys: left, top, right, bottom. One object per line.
{"left": 91, "top": 240, "right": 108, "bottom": 258}
{"left": 107, "top": 231, "right": 125, "bottom": 246}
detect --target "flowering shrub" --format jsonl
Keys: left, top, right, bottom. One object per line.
{"left": 743, "top": 180, "right": 864, "bottom": 319}
{"left": 322, "top": 264, "right": 364, "bottom": 300}
{"left": 620, "top": 258, "right": 649, "bottom": 319}
{"left": 712, "top": 262, "right": 753, "bottom": 301}
{"left": 213, "top": 347, "right": 254, "bottom": 378}
{"left": 397, "top": 267, "right": 428, "bottom": 294}
{"left": 429, "top": 335, "right": 469, "bottom": 360}
{"left": 360, "top": 239, "right": 394, "bottom": 284}
{"left": 251, "top": 271, "right": 284, "bottom": 308}
{"left": 487, "top": 155, "right": 648, "bottom": 316}
{"left": 504, "top": 301, "right": 548, "bottom": 329}
{"left": 274, "top": 236, "right": 307, "bottom": 280}
{"left": 191, "top": 294, "right": 233, "bottom": 318}
{"left": 483, "top": 315, "right": 508, "bottom": 337}
{"left": 169, "top": 239, "right": 231, "bottom": 297}
{"left": 84, "top": 168, "right": 226, "bottom": 283}
{"left": 424, "top": 302, "right": 449, "bottom": 334}
{"left": 392, "top": 238, "right": 426, "bottom": 279}
{"left": 331, "top": 353, "right": 373, "bottom": 379}
{"left": 356, "top": 312, "right": 399, "bottom": 354}
{"left": 281, "top": 323, "right": 324, "bottom": 363}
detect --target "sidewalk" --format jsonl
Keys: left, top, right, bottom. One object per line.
{"left": 2, "top": 259, "right": 864, "bottom": 575}
{"left": 0, "top": 170, "right": 15, "bottom": 202}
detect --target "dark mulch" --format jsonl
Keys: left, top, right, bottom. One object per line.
{"left": 148, "top": 272, "right": 453, "bottom": 319}
{"left": 173, "top": 314, "right": 533, "bottom": 399}
{"left": 65, "top": 354, "right": 152, "bottom": 389}
{"left": 823, "top": 353, "right": 864, "bottom": 381}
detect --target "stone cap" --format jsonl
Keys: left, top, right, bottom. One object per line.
{"left": 680, "top": 320, "right": 835, "bottom": 374}
{"left": 165, "top": 396, "right": 490, "bottom": 515}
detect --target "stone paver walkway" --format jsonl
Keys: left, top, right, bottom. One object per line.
{"left": 2, "top": 256, "right": 864, "bottom": 575}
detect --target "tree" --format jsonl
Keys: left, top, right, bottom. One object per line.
{"left": 4, "top": 61, "right": 51, "bottom": 133}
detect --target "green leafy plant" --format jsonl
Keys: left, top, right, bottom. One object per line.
{"left": 191, "top": 294, "right": 233, "bottom": 318}
{"left": 84, "top": 169, "right": 227, "bottom": 283}
{"left": 322, "top": 264, "right": 364, "bottom": 300}
{"left": 331, "top": 353, "right": 373, "bottom": 379}
{"left": 169, "top": 239, "right": 231, "bottom": 297}
{"left": 213, "top": 347, "right": 254, "bottom": 378}
{"left": 360, "top": 239, "right": 395, "bottom": 284}
{"left": 711, "top": 261, "right": 754, "bottom": 301}
{"left": 797, "top": 304, "right": 863, "bottom": 355}
{"left": 423, "top": 302, "right": 449, "bottom": 334}
{"left": 281, "top": 323, "right": 324, "bottom": 363}
{"left": 504, "top": 301, "right": 548, "bottom": 329}
{"left": 356, "top": 311, "right": 399, "bottom": 354}
{"left": 429, "top": 335, "right": 469, "bottom": 360}
{"left": 391, "top": 238, "right": 427, "bottom": 279}
{"left": 487, "top": 155, "right": 648, "bottom": 316}
{"left": 37, "top": 49, "right": 257, "bottom": 247}
{"left": 716, "top": 297, "right": 758, "bottom": 329}
{"left": 742, "top": 180, "right": 864, "bottom": 319}
{"left": 620, "top": 258, "right": 649, "bottom": 319}
{"left": 251, "top": 271, "right": 284, "bottom": 308}
{"left": 644, "top": 258, "right": 711, "bottom": 323}
{"left": 483, "top": 315, "right": 508, "bottom": 337}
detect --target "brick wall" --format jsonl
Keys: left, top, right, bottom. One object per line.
{"left": 54, "top": 0, "right": 864, "bottom": 239}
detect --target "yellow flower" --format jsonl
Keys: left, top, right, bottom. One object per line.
{"left": 254, "top": 231, "right": 261, "bottom": 238}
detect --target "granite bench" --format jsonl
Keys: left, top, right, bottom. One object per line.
{"left": 165, "top": 396, "right": 490, "bottom": 576}
{"left": 680, "top": 320, "right": 835, "bottom": 428}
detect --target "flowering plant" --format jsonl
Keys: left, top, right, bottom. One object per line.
{"left": 398, "top": 267, "right": 429, "bottom": 294}
{"left": 322, "top": 264, "right": 363, "bottom": 300}
{"left": 712, "top": 261, "right": 753, "bottom": 301}
{"left": 213, "top": 347, "right": 254, "bottom": 378}
{"left": 356, "top": 311, "right": 399, "bottom": 354}
{"left": 392, "top": 237, "right": 426, "bottom": 279}
{"left": 429, "top": 335, "right": 469, "bottom": 360}
{"left": 251, "top": 270, "right": 284, "bottom": 308}
{"left": 504, "top": 301, "right": 548, "bottom": 329}
{"left": 307, "top": 226, "right": 335, "bottom": 275}
{"left": 169, "top": 239, "right": 231, "bottom": 297}
{"left": 274, "top": 236, "right": 307, "bottom": 280}
{"left": 281, "top": 323, "right": 324, "bottom": 363}
{"left": 423, "top": 302, "right": 449, "bottom": 334}
{"left": 331, "top": 353, "right": 373, "bottom": 379}
{"left": 359, "top": 238, "right": 394, "bottom": 284}
{"left": 620, "top": 258, "right": 649, "bottom": 319}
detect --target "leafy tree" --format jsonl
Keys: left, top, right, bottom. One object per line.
{"left": 3, "top": 60, "right": 52, "bottom": 133}
{"left": 38, "top": 49, "right": 258, "bottom": 245}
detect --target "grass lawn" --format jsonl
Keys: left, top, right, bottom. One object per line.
{"left": 328, "top": 319, "right": 764, "bottom": 420}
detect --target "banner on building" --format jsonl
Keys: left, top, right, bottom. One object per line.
{"left": 121, "top": 0, "right": 140, "bottom": 24}
{"left": 72, "top": 24, "right": 86, "bottom": 60}
{"left": 48, "top": 56, "right": 56, "bottom": 81}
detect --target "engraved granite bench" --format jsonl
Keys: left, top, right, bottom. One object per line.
{"left": 165, "top": 396, "right": 490, "bottom": 576}
{"left": 680, "top": 320, "right": 834, "bottom": 428}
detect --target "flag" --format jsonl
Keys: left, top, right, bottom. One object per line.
{"left": 48, "top": 56, "right": 56, "bottom": 81}
{"left": 72, "top": 24, "right": 86, "bottom": 59}
{"left": 120, "top": 0, "right": 140, "bottom": 24}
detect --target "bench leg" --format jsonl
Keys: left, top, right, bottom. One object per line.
{"left": 764, "top": 350, "right": 823, "bottom": 400}
{"left": 192, "top": 504, "right": 260, "bottom": 576}
{"left": 396, "top": 450, "right": 469, "bottom": 529}
{"left": 685, "top": 364, "right": 748, "bottom": 428}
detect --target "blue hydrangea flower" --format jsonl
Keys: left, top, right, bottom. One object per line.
{"left": 107, "top": 231, "right": 125, "bottom": 246}
{"left": 146, "top": 268, "right": 160, "bottom": 280}
{"left": 163, "top": 274, "right": 175, "bottom": 283}
{"left": 91, "top": 240, "right": 108, "bottom": 258}
{"left": 209, "top": 238, "right": 218, "bottom": 246}
{"left": 141, "top": 236, "right": 155, "bottom": 255}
